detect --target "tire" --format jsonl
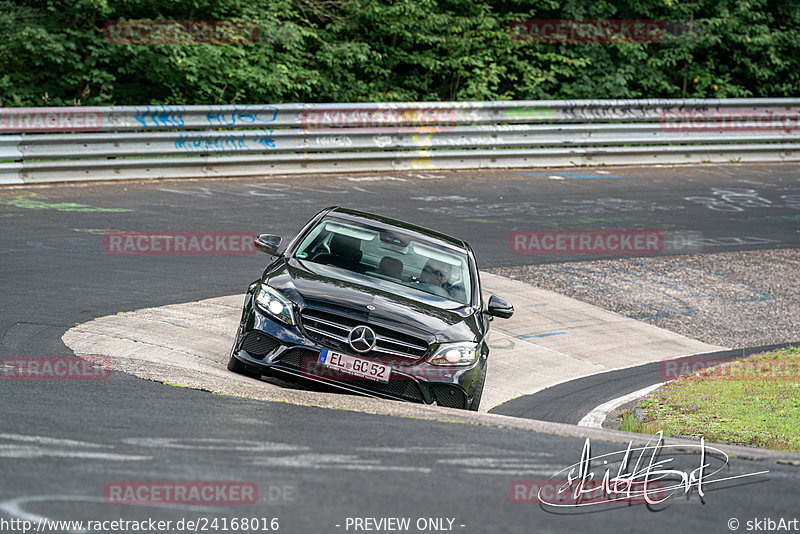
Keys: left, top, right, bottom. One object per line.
{"left": 469, "top": 360, "right": 487, "bottom": 411}
{"left": 227, "top": 327, "right": 261, "bottom": 379}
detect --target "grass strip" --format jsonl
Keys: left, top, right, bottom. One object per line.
{"left": 621, "top": 346, "right": 800, "bottom": 452}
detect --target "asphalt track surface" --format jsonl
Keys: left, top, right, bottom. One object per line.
{"left": 1, "top": 163, "right": 799, "bottom": 533}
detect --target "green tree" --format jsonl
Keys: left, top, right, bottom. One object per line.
{"left": 0, "top": 0, "right": 797, "bottom": 106}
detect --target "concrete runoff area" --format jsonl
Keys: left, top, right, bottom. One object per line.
{"left": 63, "top": 272, "right": 723, "bottom": 414}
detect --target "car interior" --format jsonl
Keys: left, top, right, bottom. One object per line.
{"left": 300, "top": 219, "right": 470, "bottom": 304}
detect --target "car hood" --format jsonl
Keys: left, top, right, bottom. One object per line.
{"left": 264, "top": 258, "right": 479, "bottom": 342}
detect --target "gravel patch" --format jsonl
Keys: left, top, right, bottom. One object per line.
{"left": 488, "top": 249, "right": 800, "bottom": 348}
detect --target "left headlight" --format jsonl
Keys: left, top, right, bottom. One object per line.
{"left": 428, "top": 342, "right": 479, "bottom": 366}
{"left": 255, "top": 284, "right": 296, "bottom": 325}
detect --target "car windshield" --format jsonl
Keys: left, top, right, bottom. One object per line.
{"left": 293, "top": 217, "right": 472, "bottom": 306}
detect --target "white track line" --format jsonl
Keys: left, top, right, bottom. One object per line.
{"left": 578, "top": 382, "right": 665, "bottom": 428}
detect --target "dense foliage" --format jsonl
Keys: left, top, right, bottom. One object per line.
{"left": 1, "top": 0, "right": 797, "bottom": 106}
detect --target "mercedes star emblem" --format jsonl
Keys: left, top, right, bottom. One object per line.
{"left": 348, "top": 325, "right": 377, "bottom": 353}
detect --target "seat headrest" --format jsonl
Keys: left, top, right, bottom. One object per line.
{"left": 379, "top": 256, "right": 403, "bottom": 278}
{"left": 329, "top": 233, "right": 362, "bottom": 260}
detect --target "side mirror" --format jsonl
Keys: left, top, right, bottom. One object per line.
{"left": 487, "top": 294, "right": 514, "bottom": 319}
{"left": 254, "top": 234, "right": 282, "bottom": 256}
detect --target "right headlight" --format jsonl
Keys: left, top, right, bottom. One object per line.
{"left": 428, "top": 342, "right": 479, "bottom": 366}
{"left": 255, "top": 284, "right": 296, "bottom": 325}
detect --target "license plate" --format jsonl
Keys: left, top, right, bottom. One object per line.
{"left": 318, "top": 349, "right": 391, "bottom": 383}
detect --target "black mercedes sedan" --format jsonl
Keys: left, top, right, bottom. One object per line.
{"left": 227, "top": 207, "right": 514, "bottom": 410}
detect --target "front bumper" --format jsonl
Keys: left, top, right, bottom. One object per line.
{"left": 230, "top": 299, "right": 482, "bottom": 410}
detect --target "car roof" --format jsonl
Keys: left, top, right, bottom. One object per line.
{"left": 323, "top": 207, "right": 468, "bottom": 250}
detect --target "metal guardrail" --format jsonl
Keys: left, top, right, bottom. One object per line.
{"left": 1, "top": 99, "right": 799, "bottom": 185}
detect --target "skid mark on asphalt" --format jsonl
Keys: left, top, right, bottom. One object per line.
{"left": 355, "top": 444, "right": 551, "bottom": 456}
{"left": 353, "top": 446, "right": 561, "bottom": 476}
{"left": 122, "top": 437, "right": 307, "bottom": 453}
{"left": 0, "top": 433, "right": 150, "bottom": 461}
{"left": 251, "top": 454, "right": 433, "bottom": 473}
{"left": 436, "top": 457, "right": 561, "bottom": 476}
{"left": 249, "top": 449, "right": 562, "bottom": 476}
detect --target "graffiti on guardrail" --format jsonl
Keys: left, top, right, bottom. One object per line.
{"left": 372, "top": 135, "right": 393, "bottom": 148}
{"left": 174, "top": 130, "right": 275, "bottom": 152}
{"left": 132, "top": 105, "right": 279, "bottom": 129}
{"left": 2, "top": 99, "right": 799, "bottom": 184}
{"left": 560, "top": 104, "right": 661, "bottom": 120}
{"left": 372, "top": 127, "right": 499, "bottom": 148}
{"left": 133, "top": 106, "right": 186, "bottom": 128}
{"left": 206, "top": 105, "right": 278, "bottom": 126}
{"left": 313, "top": 135, "right": 353, "bottom": 147}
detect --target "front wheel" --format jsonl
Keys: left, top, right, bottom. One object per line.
{"left": 469, "top": 360, "right": 487, "bottom": 411}
{"left": 227, "top": 327, "right": 261, "bottom": 379}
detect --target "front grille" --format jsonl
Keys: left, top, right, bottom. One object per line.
{"left": 275, "top": 349, "right": 424, "bottom": 402}
{"left": 299, "top": 308, "right": 429, "bottom": 362}
{"left": 241, "top": 331, "right": 280, "bottom": 359}
{"left": 430, "top": 384, "right": 468, "bottom": 409}
{"left": 346, "top": 377, "right": 424, "bottom": 401}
